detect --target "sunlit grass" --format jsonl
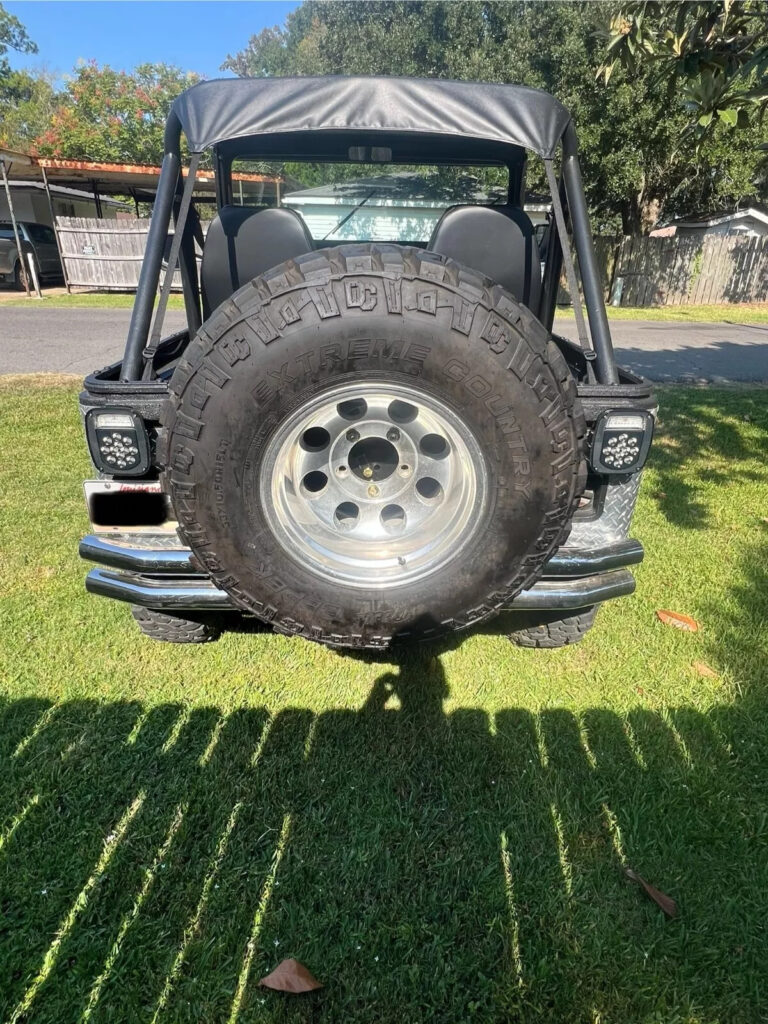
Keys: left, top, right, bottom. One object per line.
{"left": 558, "top": 301, "right": 768, "bottom": 323}
{"left": 0, "top": 291, "right": 185, "bottom": 310}
{"left": 4, "top": 290, "right": 765, "bottom": 322}
{"left": 1, "top": 377, "right": 767, "bottom": 1022}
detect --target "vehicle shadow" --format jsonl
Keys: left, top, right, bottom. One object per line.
{"left": 1, "top": 645, "right": 766, "bottom": 1023}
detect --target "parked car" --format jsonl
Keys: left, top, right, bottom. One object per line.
{"left": 78, "top": 76, "right": 655, "bottom": 650}
{"left": 0, "top": 220, "right": 63, "bottom": 289}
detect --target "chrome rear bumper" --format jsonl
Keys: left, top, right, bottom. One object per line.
{"left": 81, "top": 534, "right": 641, "bottom": 613}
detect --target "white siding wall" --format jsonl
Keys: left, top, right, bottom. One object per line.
{"left": 286, "top": 200, "right": 550, "bottom": 243}
{"left": 678, "top": 217, "right": 768, "bottom": 239}
{"left": 0, "top": 190, "right": 125, "bottom": 226}
{"left": 287, "top": 202, "right": 443, "bottom": 243}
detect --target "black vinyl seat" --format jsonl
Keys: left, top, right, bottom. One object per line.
{"left": 427, "top": 204, "right": 541, "bottom": 310}
{"left": 201, "top": 205, "right": 314, "bottom": 316}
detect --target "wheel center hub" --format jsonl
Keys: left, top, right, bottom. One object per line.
{"left": 348, "top": 437, "right": 399, "bottom": 481}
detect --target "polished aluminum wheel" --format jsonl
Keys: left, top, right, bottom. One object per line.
{"left": 260, "top": 382, "right": 488, "bottom": 588}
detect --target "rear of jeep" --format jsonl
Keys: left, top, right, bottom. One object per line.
{"left": 79, "top": 76, "right": 654, "bottom": 650}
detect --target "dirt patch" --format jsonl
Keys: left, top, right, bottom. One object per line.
{"left": 0, "top": 372, "right": 81, "bottom": 390}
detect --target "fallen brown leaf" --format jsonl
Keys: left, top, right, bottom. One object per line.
{"left": 693, "top": 660, "right": 718, "bottom": 679}
{"left": 656, "top": 609, "right": 699, "bottom": 632}
{"left": 625, "top": 868, "right": 677, "bottom": 918}
{"left": 653, "top": 491, "right": 668, "bottom": 500}
{"left": 260, "top": 958, "right": 323, "bottom": 994}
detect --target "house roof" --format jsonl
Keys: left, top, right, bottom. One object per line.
{"left": 170, "top": 76, "right": 572, "bottom": 159}
{"left": 671, "top": 207, "right": 768, "bottom": 229}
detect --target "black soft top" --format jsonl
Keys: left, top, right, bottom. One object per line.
{"left": 170, "top": 76, "right": 572, "bottom": 159}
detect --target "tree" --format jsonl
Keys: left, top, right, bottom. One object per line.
{"left": 0, "top": 68, "right": 58, "bottom": 151}
{"left": 601, "top": 1, "right": 768, "bottom": 137}
{"left": 33, "top": 62, "right": 200, "bottom": 165}
{"left": 0, "top": 1, "right": 36, "bottom": 77}
{"left": 223, "top": 1, "right": 762, "bottom": 233}
{"left": 0, "top": 3, "right": 47, "bottom": 152}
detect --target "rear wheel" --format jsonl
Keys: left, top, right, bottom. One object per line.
{"left": 507, "top": 606, "right": 598, "bottom": 648}
{"left": 13, "top": 259, "right": 27, "bottom": 291}
{"left": 131, "top": 606, "right": 222, "bottom": 644}
{"left": 13, "top": 256, "right": 38, "bottom": 291}
{"left": 162, "top": 245, "right": 586, "bottom": 649}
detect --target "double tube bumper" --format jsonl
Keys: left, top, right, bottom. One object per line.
{"left": 80, "top": 534, "right": 642, "bottom": 613}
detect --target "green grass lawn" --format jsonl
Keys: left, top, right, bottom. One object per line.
{"left": 3, "top": 290, "right": 767, "bottom": 323}
{"left": 1, "top": 378, "right": 767, "bottom": 1024}
{"left": 557, "top": 301, "right": 768, "bottom": 324}
{"left": 0, "top": 291, "right": 186, "bottom": 310}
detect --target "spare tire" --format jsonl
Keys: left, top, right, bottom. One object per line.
{"left": 162, "top": 245, "right": 586, "bottom": 649}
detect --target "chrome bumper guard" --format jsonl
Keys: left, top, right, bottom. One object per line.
{"left": 81, "top": 535, "right": 642, "bottom": 613}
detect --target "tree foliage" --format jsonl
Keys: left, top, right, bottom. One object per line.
{"left": 0, "top": 2, "right": 46, "bottom": 152}
{"left": 0, "top": 69, "right": 58, "bottom": 151}
{"left": 0, "top": 1, "right": 36, "bottom": 76}
{"left": 32, "top": 62, "right": 200, "bottom": 165}
{"left": 601, "top": 1, "right": 768, "bottom": 136}
{"left": 223, "top": 1, "right": 763, "bottom": 233}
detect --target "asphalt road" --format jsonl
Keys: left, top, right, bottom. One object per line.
{"left": 1, "top": 307, "right": 767, "bottom": 382}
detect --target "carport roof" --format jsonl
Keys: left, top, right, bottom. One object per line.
{"left": 0, "top": 148, "right": 283, "bottom": 201}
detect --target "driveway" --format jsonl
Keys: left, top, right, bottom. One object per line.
{"left": 0, "top": 307, "right": 766, "bottom": 382}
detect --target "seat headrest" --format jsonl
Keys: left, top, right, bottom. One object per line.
{"left": 201, "top": 205, "right": 314, "bottom": 317}
{"left": 427, "top": 204, "right": 541, "bottom": 310}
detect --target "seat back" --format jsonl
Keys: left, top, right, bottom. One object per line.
{"left": 201, "top": 205, "right": 314, "bottom": 316}
{"left": 427, "top": 204, "right": 541, "bottom": 310}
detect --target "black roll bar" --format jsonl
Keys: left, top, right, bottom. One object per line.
{"left": 561, "top": 124, "right": 618, "bottom": 384}
{"left": 121, "top": 109, "right": 619, "bottom": 386}
{"left": 122, "top": 114, "right": 183, "bottom": 381}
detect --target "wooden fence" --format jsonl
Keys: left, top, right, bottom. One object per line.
{"left": 54, "top": 216, "right": 208, "bottom": 291}
{"left": 56, "top": 215, "right": 768, "bottom": 307}
{"left": 607, "top": 233, "right": 768, "bottom": 306}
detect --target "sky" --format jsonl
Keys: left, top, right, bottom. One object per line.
{"left": 5, "top": 1, "right": 300, "bottom": 80}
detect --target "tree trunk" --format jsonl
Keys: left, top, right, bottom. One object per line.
{"left": 621, "top": 195, "right": 661, "bottom": 235}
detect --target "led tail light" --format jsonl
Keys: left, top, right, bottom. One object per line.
{"left": 590, "top": 409, "right": 653, "bottom": 475}
{"left": 85, "top": 409, "right": 151, "bottom": 477}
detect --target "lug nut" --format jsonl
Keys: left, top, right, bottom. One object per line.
{"left": 346, "top": 428, "right": 360, "bottom": 442}
{"left": 367, "top": 484, "right": 379, "bottom": 497}
{"left": 387, "top": 427, "right": 400, "bottom": 442}
{"left": 362, "top": 466, "right": 373, "bottom": 479}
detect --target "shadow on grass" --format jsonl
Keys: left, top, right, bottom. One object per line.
{"left": 1, "top": 658, "right": 767, "bottom": 1023}
{"left": 648, "top": 387, "right": 768, "bottom": 529}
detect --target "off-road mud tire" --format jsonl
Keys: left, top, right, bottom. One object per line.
{"left": 161, "top": 244, "right": 587, "bottom": 649}
{"left": 131, "top": 606, "right": 222, "bottom": 644}
{"left": 508, "top": 606, "right": 599, "bottom": 648}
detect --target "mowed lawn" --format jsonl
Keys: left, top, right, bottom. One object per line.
{"left": 1, "top": 378, "right": 767, "bottom": 1024}
{"left": 3, "top": 290, "right": 767, "bottom": 323}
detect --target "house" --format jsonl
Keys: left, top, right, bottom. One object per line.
{"left": 282, "top": 173, "right": 549, "bottom": 243}
{"left": 651, "top": 207, "right": 768, "bottom": 239}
